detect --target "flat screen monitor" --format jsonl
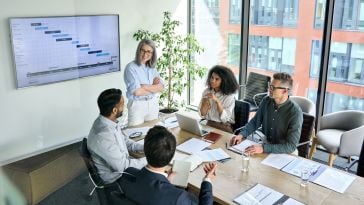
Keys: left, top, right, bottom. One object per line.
{"left": 9, "top": 15, "right": 120, "bottom": 88}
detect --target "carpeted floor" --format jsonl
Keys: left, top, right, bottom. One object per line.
{"left": 37, "top": 149, "right": 359, "bottom": 205}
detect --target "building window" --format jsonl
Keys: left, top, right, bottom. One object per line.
{"left": 249, "top": 35, "right": 295, "bottom": 74}
{"left": 250, "top": 0, "right": 299, "bottom": 27}
{"left": 248, "top": 35, "right": 269, "bottom": 69}
{"left": 349, "top": 43, "right": 364, "bottom": 84}
{"left": 204, "top": 0, "right": 220, "bottom": 25}
{"left": 308, "top": 89, "right": 364, "bottom": 113}
{"left": 229, "top": 0, "right": 242, "bottom": 24}
{"left": 310, "top": 40, "right": 351, "bottom": 82}
{"left": 228, "top": 33, "right": 241, "bottom": 66}
{"left": 315, "top": 0, "right": 364, "bottom": 30}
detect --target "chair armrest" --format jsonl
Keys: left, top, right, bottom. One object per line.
{"left": 297, "top": 141, "right": 310, "bottom": 147}
{"left": 339, "top": 125, "right": 364, "bottom": 157}
{"left": 253, "top": 92, "right": 268, "bottom": 107}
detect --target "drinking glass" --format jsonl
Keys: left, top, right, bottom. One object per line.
{"left": 241, "top": 152, "right": 250, "bottom": 172}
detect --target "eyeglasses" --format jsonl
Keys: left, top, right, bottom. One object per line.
{"left": 140, "top": 48, "right": 153, "bottom": 55}
{"left": 269, "top": 85, "right": 289, "bottom": 91}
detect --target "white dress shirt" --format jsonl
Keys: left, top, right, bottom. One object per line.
{"left": 87, "top": 115, "right": 147, "bottom": 184}
{"left": 199, "top": 88, "right": 235, "bottom": 124}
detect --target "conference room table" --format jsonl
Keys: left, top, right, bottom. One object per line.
{"left": 132, "top": 117, "right": 364, "bottom": 205}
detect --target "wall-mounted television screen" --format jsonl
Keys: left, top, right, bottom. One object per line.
{"left": 9, "top": 15, "right": 120, "bottom": 88}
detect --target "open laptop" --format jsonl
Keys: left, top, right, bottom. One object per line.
{"left": 175, "top": 112, "right": 209, "bottom": 136}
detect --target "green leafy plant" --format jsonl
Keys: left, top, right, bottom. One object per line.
{"left": 133, "top": 11, "right": 207, "bottom": 112}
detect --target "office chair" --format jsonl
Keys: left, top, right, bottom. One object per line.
{"left": 308, "top": 110, "right": 364, "bottom": 167}
{"left": 232, "top": 100, "right": 250, "bottom": 134}
{"left": 242, "top": 72, "right": 271, "bottom": 112}
{"left": 290, "top": 96, "right": 316, "bottom": 117}
{"left": 297, "top": 113, "right": 315, "bottom": 158}
{"left": 79, "top": 138, "right": 136, "bottom": 205}
{"left": 290, "top": 96, "right": 316, "bottom": 158}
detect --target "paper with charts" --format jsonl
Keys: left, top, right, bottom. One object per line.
{"left": 234, "top": 183, "right": 304, "bottom": 205}
{"left": 229, "top": 139, "right": 260, "bottom": 154}
{"left": 176, "top": 138, "right": 211, "bottom": 154}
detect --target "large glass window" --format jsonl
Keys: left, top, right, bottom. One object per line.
{"left": 189, "top": 0, "right": 364, "bottom": 114}
{"left": 190, "top": 0, "right": 241, "bottom": 107}
{"left": 315, "top": 0, "right": 364, "bottom": 113}
{"left": 315, "top": 0, "right": 364, "bottom": 30}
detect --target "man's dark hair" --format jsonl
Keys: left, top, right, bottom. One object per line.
{"left": 144, "top": 126, "right": 176, "bottom": 168}
{"left": 273, "top": 72, "right": 293, "bottom": 89}
{"left": 97, "top": 88, "right": 122, "bottom": 117}
{"left": 205, "top": 65, "right": 239, "bottom": 95}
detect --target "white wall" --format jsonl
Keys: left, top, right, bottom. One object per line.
{"left": 0, "top": 0, "right": 186, "bottom": 165}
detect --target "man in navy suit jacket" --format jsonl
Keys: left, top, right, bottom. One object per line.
{"left": 119, "top": 126, "right": 217, "bottom": 205}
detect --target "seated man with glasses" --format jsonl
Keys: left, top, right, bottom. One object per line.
{"left": 230, "top": 72, "right": 303, "bottom": 154}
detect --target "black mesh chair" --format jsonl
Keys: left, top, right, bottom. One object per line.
{"left": 297, "top": 113, "right": 315, "bottom": 158}
{"left": 356, "top": 139, "right": 364, "bottom": 177}
{"left": 242, "top": 72, "right": 271, "bottom": 112}
{"left": 232, "top": 100, "right": 250, "bottom": 134}
{"left": 79, "top": 138, "right": 136, "bottom": 205}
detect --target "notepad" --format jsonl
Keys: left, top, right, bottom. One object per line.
{"left": 228, "top": 139, "right": 260, "bottom": 154}
{"left": 171, "top": 160, "right": 191, "bottom": 188}
{"left": 203, "top": 132, "right": 222, "bottom": 143}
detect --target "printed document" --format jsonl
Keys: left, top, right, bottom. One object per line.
{"left": 171, "top": 160, "right": 191, "bottom": 188}
{"left": 195, "top": 148, "right": 230, "bottom": 162}
{"left": 313, "top": 168, "right": 356, "bottom": 193}
{"left": 228, "top": 139, "right": 260, "bottom": 154}
{"left": 176, "top": 138, "right": 211, "bottom": 154}
{"left": 233, "top": 183, "right": 304, "bottom": 205}
{"left": 261, "top": 154, "right": 296, "bottom": 169}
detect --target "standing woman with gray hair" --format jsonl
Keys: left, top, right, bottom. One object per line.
{"left": 124, "top": 39, "right": 164, "bottom": 126}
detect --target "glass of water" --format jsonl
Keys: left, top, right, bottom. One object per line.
{"left": 300, "top": 167, "right": 310, "bottom": 187}
{"left": 241, "top": 152, "right": 250, "bottom": 172}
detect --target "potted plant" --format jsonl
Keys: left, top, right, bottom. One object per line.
{"left": 133, "top": 11, "right": 207, "bottom": 113}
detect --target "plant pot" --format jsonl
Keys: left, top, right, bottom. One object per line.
{"left": 159, "top": 108, "right": 178, "bottom": 114}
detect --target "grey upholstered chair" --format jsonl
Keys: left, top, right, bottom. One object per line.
{"left": 290, "top": 96, "right": 316, "bottom": 117}
{"left": 308, "top": 110, "right": 364, "bottom": 167}
{"left": 290, "top": 96, "right": 316, "bottom": 158}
